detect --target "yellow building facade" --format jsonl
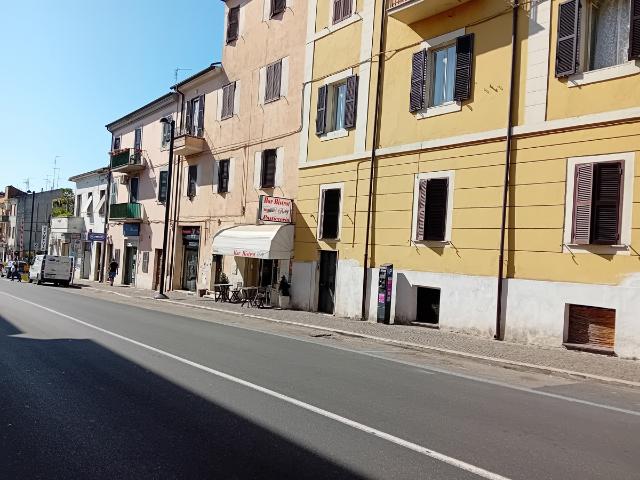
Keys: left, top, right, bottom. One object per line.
{"left": 292, "top": 0, "right": 640, "bottom": 358}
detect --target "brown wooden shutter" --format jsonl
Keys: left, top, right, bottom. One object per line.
{"left": 222, "top": 83, "right": 235, "bottom": 119}
{"left": 316, "top": 85, "right": 328, "bottom": 135}
{"left": 227, "top": 7, "right": 239, "bottom": 43}
{"left": 271, "top": 0, "right": 286, "bottom": 17}
{"left": 415, "top": 180, "right": 427, "bottom": 241}
{"left": 342, "top": 0, "right": 352, "bottom": 19}
{"left": 266, "top": 64, "right": 275, "bottom": 102}
{"left": 630, "top": 0, "right": 640, "bottom": 60}
{"left": 197, "top": 95, "right": 205, "bottom": 136}
{"left": 592, "top": 162, "right": 623, "bottom": 245}
{"left": 218, "top": 160, "right": 230, "bottom": 193}
{"left": 344, "top": 75, "right": 358, "bottom": 129}
{"left": 269, "top": 60, "right": 282, "bottom": 101}
{"left": 185, "top": 100, "right": 193, "bottom": 133}
{"left": 318, "top": 189, "right": 327, "bottom": 239}
{"left": 453, "top": 34, "right": 474, "bottom": 102}
{"left": 333, "top": 0, "right": 343, "bottom": 24}
{"left": 261, "top": 150, "right": 277, "bottom": 188}
{"left": 410, "top": 50, "right": 426, "bottom": 113}
{"left": 572, "top": 163, "right": 593, "bottom": 245}
{"left": 555, "top": 0, "right": 581, "bottom": 77}
{"left": 424, "top": 178, "right": 448, "bottom": 241}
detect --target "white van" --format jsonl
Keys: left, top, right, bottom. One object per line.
{"left": 29, "top": 255, "right": 74, "bottom": 287}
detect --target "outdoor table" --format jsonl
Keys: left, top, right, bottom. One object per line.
{"left": 240, "top": 287, "right": 261, "bottom": 307}
{"left": 212, "top": 283, "right": 232, "bottom": 302}
{"left": 228, "top": 288, "right": 242, "bottom": 303}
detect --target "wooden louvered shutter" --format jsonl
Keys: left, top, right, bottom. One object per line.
{"left": 415, "top": 180, "right": 427, "bottom": 241}
{"left": 555, "top": 0, "right": 581, "bottom": 77}
{"left": 453, "top": 34, "right": 474, "bottom": 102}
{"left": 630, "top": 0, "right": 640, "bottom": 60}
{"left": 333, "top": 0, "right": 343, "bottom": 24}
{"left": 344, "top": 75, "right": 358, "bottom": 129}
{"left": 271, "top": 0, "right": 286, "bottom": 17}
{"left": 266, "top": 64, "right": 275, "bottom": 102}
{"left": 342, "top": 0, "right": 352, "bottom": 19}
{"left": 266, "top": 60, "right": 282, "bottom": 101}
{"left": 592, "top": 162, "right": 623, "bottom": 244}
{"left": 227, "top": 7, "right": 239, "bottom": 43}
{"left": 424, "top": 178, "right": 448, "bottom": 241}
{"left": 410, "top": 50, "right": 426, "bottom": 113}
{"left": 185, "top": 100, "right": 193, "bottom": 134}
{"left": 572, "top": 163, "right": 594, "bottom": 245}
{"left": 197, "top": 95, "right": 205, "bottom": 136}
{"left": 316, "top": 85, "right": 328, "bottom": 135}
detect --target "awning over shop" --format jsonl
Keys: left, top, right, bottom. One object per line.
{"left": 212, "top": 224, "right": 294, "bottom": 260}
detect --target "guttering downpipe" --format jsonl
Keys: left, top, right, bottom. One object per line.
{"left": 495, "top": 1, "right": 520, "bottom": 340}
{"left": 168, "top": 84, "right": 185, "bottom": 290}
{"left": 361, "top": 0, "right": 389, "bottom": 321}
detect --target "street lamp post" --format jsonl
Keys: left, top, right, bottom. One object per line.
{"left": 154, "top": 118, "right": 175, "bottom": 300}
{"left": 27, "top": 191, "right": 36, "bottom": 262}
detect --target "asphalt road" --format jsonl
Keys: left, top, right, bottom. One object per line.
{"left": 1, "top": 280, "right": 639, "bottom": 479}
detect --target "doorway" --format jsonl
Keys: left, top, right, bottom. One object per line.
{"left": 182, "top": 247, "right": 198, "bottom": 291}
{"left": 93, "top": 242, "right": 102, "bottom": 281}
{"left": 123, "top": 245, "right": 137, "bottom": 285}
{"left": 129, "top": 177, "right": 139, "bottom": 203}
{"left": 318, "top": 250, "right": 337, "bottom": 314}
{"left": 81, "top": 242, "right": 91, "bottom": 279}
{"left": 416, "top": 287, "right": 440, "bottom": 324}
{"left": 153, "top": 249, "right": 163, "bottom": 291}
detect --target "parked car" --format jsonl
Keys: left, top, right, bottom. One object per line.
{"left": 29, "top": 255, "right": 74, "bottom": 287}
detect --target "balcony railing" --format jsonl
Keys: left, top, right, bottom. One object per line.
{"left": 388, "top": 0, "right": 472, "bottom": 24}
{"left": 109, "top": 202, "right": 143, "bottom": 222}
{"left": 173, "top": 127, "right": 207, "bottom": 157}
{"left": 110, "top": 148, "right": 146, "bottom": 173}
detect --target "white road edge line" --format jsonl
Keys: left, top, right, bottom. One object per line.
{"left": 1, "top": 290, "right": 511, "bottom": 480}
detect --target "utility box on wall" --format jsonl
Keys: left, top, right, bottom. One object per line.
{"left": 377, "top": 264, "right": 393, "bottom": 324}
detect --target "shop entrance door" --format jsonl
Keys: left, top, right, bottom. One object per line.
{"left": 124, "top": 245, "right": 137, "bottom": 285}
{"left": 318, "top": 251, "right": 337, "bottom": 314}
{"left": 182, "top": 248, "right": 198, "bottom": 292}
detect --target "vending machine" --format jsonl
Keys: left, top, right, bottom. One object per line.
{"left": 377, "top": 264, "right": 393, "bottom": 324}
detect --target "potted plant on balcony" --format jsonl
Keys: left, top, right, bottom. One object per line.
{"left": 277, "top": 275, "right": 290, "bottom": 309}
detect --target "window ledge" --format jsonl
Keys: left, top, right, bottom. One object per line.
{"left": 568, "top": 61, "right": 640, "bottom": 87}
{"left": 320, "top": 129, "right": 349, "bottom": 141}
{"left": 314, "top": 15, "right": 360, "bottom": 41}
{"left": 412, "top": 240, "right": 451, "bottom": 248}
{"left": 416, "top": 101, "right": 461, "bottom": 119}
{"left": 563, "top": 243, "right": 629, "bottom": 255}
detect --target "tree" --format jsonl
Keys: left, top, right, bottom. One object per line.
{"left": 52, "top": 188, "right": 74, "bottom": 217}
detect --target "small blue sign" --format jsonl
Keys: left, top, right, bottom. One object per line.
{"left": 87, "top": 232, "right": 106, "bottom": 242}
{"left": 123, "top": 223, "right": 140, "bottom": 237}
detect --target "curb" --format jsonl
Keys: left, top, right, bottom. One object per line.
{"left": 83, "top": 286, "right": 640, "bottom": 389}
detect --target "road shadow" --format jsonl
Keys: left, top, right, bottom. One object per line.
{"left": 0, "top": 315, "right": 365, "bottom": 480}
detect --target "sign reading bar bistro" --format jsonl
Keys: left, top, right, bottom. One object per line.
{"left": 258, "top": 195, "right": 293, "bottom": 224}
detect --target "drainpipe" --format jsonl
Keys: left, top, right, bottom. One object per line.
{"left": 495, "top": 1, "right": 520, "bottom": 340}
{"left": 361, "top": 0, "right": 390, "bottom": 321}
{"left": 168, "top": 84, "right": 186, "bottom": 290}
{"left": 99, "top": 166, "right": 112, "bottom": 282}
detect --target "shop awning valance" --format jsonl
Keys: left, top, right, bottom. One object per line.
{"left": 212, "top": 224, "right": 294, "bottom": 260}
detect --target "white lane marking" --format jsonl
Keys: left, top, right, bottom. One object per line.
{"left": 1, "top": 291, "right": 510, "bottom": 480}
{"left": 51, "top": 286, "right": 640, "bottom": 416}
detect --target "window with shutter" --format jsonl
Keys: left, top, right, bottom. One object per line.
{"left": 187, "top": 165, "right": 197, "bottom": 198}
{"left": 631, "top": 0, "right": 640, "bottom": 59}
{"left": 271, "top": 0, "right": 286, "bottom": 17}
{"left": 112, "top": 136, "right": 121, "bottom": 151}
{"left": 332, "top": 0, "right": 352, "bottom": 24}
{"left": 320, "top": 188, "right": 341, "bottom": 240}
{"left": 227, "top": 6, "right": 240, "bottom": 44}
{"left": 218, "top": 159, "right": 230, "bottom": 193}
{"left": 424, "top": 178, "right": 449, "bottom": 241}
{"left": 197, "top": 95, "right": 205, "bottom": 137}
{"left": 161, "top": 117, "right": 172, "bottom": 147}
{"left": 453, "top": 34, "right": 474, "bottom": 102}
{"left": 555, "top": 0, "right": 581, "bottom": 77}
{"left": 316, "top": 85, "right": 328, "bottom": 135}
{"left": 261, "top": 150, "right": 277, "bottom": 188}
{"left": 185, "top": 100, "right": 193, "bottom": 133}
{"left": 265, "top": 60, "right": 282, "bottom": 103}
{"left": 410, "top": 50, "right": 426, "bottom": 112}
{"left": 415, "top": 180, "right": 427, "bottom": 240}
{"left": 134, "top": 127, "right": 142, "bottom": 151}
{"left": 343, "top": 75, "right": 358, "bottom": 129}
{"left": 221, "top": 82, "right": 235, "bottom": 120}
{"left": 158, "top": 171, "right": 169, "bottom": 203}
{"left": 571, "top": 161, "right": 623, "bottom": 245}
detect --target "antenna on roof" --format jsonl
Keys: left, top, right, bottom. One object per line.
{"left": 53, "top": 155, "right": 61, "bottom": 189}
{"left": 174, "top": 67, "right": 193, "bottom": 84}
{"left": 23, "top": 178, "right": 30, "bottom": 192}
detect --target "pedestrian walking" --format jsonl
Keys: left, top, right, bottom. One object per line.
{"left": 108, "top": 258, "right": 119, "bottom": 286}
{"left": 10, "top": 262, "right": 17, "bottom": 282}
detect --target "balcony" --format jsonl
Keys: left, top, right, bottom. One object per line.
{"left": 173, "top": 131, "right": 207, "bottom": 157}
{"left": 109, "top": 202, "right": 143, "bottom": 223}
{"left": 50, "top": 216, "right": 84, "bottom": 234}
{"left": 388, "top": 0, "right": 472, "bottom": 24}
{"left": 110, "top": 148, "right": 146, "bottom": 174}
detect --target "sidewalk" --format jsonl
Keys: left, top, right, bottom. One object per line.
{"left": 78, "top": 281, "right": 640, "bottom": 387}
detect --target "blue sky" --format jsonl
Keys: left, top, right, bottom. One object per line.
{"left": 0, "top": 0, "right": 224, "bottom": 193}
